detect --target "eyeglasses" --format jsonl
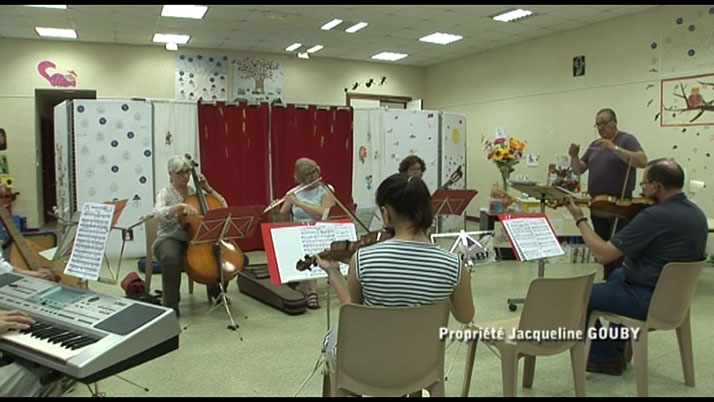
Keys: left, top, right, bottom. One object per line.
{"left": 173, "top": 169, "right": 190, "bottom": 175}
{"left": 593, "top": 119, "right": 612, "bottom": 129}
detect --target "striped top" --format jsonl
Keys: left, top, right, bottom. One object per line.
{"left": 356, "top": 239, "right": 461, "bottom": 306}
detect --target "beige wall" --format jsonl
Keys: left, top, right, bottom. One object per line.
{"left": 425, "top": 4, "right": 714, "bottom": 227}
{"left": 0, "top": 38, "right": 426, "bottom": 227}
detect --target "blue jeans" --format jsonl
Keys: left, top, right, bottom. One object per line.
{"left": 587, "top": 267, "right": 654, "bottom": 363}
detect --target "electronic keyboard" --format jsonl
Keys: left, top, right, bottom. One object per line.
{"left": 0, "top": 272, "right": 180, "bottom": 383}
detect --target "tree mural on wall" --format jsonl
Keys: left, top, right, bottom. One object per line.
{"left": 232, "top": 58, "right": 283, "bottom": 103}
{"left": 236, "top": 58, "right": 279, "bottom": 94}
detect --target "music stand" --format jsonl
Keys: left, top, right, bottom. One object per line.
{"left": 503, "top": 181, "right": 573, "bottom": 311}
{"left": 190, "top": 206, "right": 259, "bottom": 334}
{"left": 431, "top": 188, "right": 478, "bottom": 235}
{"left": 432, "top": 189, "right": 478, "bottom": 217}
{"left": 430, "top": 230, "right": 495, "bottom": 271}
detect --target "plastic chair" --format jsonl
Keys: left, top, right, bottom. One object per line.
{"left": 586, "top": 260, "right": 706, "bottom": 397}
{"left": 322, "top": 302, "right": 450, "bottom": 397}
{"left": 462, "top": 271, "right": 595, "bottom": 397}
{"left": 143, "top": 216, "right": 193, "bottom": 294}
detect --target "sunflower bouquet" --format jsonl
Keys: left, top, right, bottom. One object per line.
{"left": 483, "top": 136, "right": 526, "bottom": 191}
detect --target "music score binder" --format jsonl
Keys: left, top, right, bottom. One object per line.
{"left": 261, "top": 219, "right": 356, "bottom": 285}
{"left": 497, "top": 213, "right": 564, "bottom": 262}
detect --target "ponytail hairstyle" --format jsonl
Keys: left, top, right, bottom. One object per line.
{"left": 376, "top": 173, "right": 433, "bottom": 231}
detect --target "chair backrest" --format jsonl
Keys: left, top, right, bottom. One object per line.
{"left": 517, "top": 271, "right": 596, "bottom": 356}
{"left": 334, "top": 302, "right": 450, "bottom": 396}
{"left": 144, "top": 216, "right": 158, "bottom": 260}
{"left": 647, "top": 260, "right": 706, "bottom": 330}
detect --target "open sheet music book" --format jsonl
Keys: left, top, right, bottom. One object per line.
{"left": 261, "top": 220, "right": 357, "bottom": 284}
{"left": 498, "top": 213, "right": 564, "bottom": 262}
{"left": 64, "top": 203, "right": 114, "bottom": 281}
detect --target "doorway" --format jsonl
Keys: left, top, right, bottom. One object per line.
{"left": 35, "top": 89, "right": 96, "bottom": 227}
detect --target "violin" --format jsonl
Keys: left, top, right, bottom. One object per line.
{"left": 548, "top": 193, "right": 655, "bottom": 220}
{"left": 182, "top": 154, "right": 245, "bottom": 284}
{"left": 295, "top": 227, "right": 395, "bottom": 271}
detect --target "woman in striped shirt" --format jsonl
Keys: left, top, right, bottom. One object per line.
{"left": 317, "top": 173, "right": 474, "bottom": 365}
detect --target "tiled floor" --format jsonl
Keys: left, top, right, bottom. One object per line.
{"left": 60, "top": 248, "right": 714, "bottom": 397}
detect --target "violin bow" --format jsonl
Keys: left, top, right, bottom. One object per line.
{"left": 320, "top": 183, "right": 371, "bottom": 233}
{"left": 610, "top": 156, "right": 633, "bottom": 238}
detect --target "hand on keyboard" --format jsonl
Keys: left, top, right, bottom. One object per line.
{"left": 0, "top": 309, "right": 35, "bottom": 335}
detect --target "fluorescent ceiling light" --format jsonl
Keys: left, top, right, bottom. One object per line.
{"left": 306, "top": 45, "right": 323, "bottom": 53}
{"left": 345, "top": 22, "right": 368, "bottom": 33}
{"left": 321, "top": 18, "right": 343, "bottom": 30}
{"left": 493, "top": 9, "right": 533, "bottom": 22}
{"left": 285, "top": 43, "right": 302, "bottom": 51}
{"left": 297, "top": 52, "right": 310, "bottom": 59}
{"left": 35, "top": 27, "right": 77, "bottom": 38}
{"left": 371, "top": 52, "right": 407, "bottom": 61}
{"left": 165, "top": 42, "right": 178, "bottom": 51}
{"left": 28, "top": 5, "right": 67, "bottom": 9}
{"left": 161, "top": 5, "right": 208, "bottom": 19}
{"left": 419, "top": 32, "right": 462, "bottom": 45}
{"left": 153, "top": 33, "right": 190, "bottom": 44}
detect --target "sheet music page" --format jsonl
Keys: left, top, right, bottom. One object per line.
{"left": 271, "top": 222, "right": 357, "bottom": 283}
{"left": 502, "top": 217, "right": 564, "bottom": 261}
{"left": 64, "top": 203, "right": 115, "bottom": 281}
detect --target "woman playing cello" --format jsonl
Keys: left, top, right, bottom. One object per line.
{"left": 152, "top": 155, "right": 236, "bottom": 316}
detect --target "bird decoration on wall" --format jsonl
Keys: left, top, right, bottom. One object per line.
{"left": 345, "top": 76, "right": 388, "bottom": 92}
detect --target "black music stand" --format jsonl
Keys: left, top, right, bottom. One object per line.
{"left": 504, "top": 182, "right": 574, "bottom": 311}
{"left": 190, "top": 206, "right": 259, "bottom": 334}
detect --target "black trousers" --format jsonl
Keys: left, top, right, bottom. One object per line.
{"left": 590, "top": 214, "right": 627, "bottom": 280}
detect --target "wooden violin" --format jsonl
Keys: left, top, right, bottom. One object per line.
{"left": 295, "top": 227, "right": 395, "bottom": 271}
{"left": 182, "top": 154, "right": 245, "bottom": 285}
{"left": 548, "top": 194, "right": 655, "bottom": 220}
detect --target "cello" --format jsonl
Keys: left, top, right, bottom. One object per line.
{"left": 181, "top": 154, "right": 245, "bottom": 285}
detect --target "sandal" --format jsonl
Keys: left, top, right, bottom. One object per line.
{"left": 306, "top": 292, "right": 321, "bottom": 309}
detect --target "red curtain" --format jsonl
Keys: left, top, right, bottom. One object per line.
{"left": 197, "top": 102, "right": 270, "bottom": 251}
{"left": 270, "top": 105, "right": 353, "bottom": 204}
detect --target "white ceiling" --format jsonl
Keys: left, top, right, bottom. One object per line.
{"left": 0, "top": 5, "right": 659, "bottom": 67}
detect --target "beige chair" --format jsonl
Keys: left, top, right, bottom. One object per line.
{"left": 143, "top": 216, "right": 193, "bottom": 294}
{"left": 322, "top": 302, "right": 450, "bottom": 397}
{"left": 461, "top": 271, "right": 595, "bottom": 397}
{"left": 586, "top": 260, "right": 706, "bottom": 397}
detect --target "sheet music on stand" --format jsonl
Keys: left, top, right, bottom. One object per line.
{"left": 497, "top": 213, "right": 564, "bottom": 261}
{"left": 261, "top": 220, "right": 357, "bottom": 285}
{"left": 64, "top": 203, "right": 115, "bottom": 281}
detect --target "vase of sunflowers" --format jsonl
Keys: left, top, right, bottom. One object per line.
{"left": 483, "top": 136, "right": 526, "bottom": 192}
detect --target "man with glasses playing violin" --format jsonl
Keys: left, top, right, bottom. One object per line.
{"left": 568, "top": 108, "right": 648, "bottom": 279}
{"left": 564, "top": 158, "right": 708, "bottom": 376}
